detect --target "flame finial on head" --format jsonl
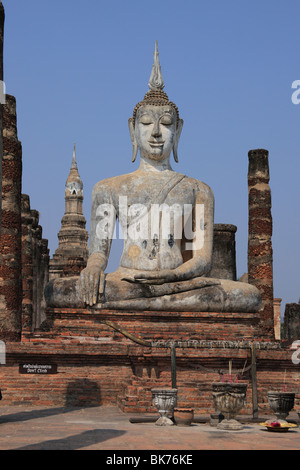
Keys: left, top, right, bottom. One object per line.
{"left": 148, "top": 41, "right": 165, "bottom": 90}
{"left": 132, "top": 41, "right": 180, "bottom": 129}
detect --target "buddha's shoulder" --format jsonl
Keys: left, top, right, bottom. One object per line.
{"left": 181, "top": 174, "right": 214, "bottom": 197}
{"left": 92, "top": 172, "right": 136, "bottom": 193}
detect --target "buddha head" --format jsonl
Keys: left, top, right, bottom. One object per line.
{"left": 129, "top": 42, "right": 183, "bottom": 164}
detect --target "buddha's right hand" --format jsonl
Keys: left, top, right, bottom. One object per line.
{"left": 79, "top": 265, "right": 105, "bottom": 306}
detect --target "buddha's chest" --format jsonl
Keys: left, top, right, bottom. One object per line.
{"left": 115, "top": 177, "right": 195, "bottom": 218}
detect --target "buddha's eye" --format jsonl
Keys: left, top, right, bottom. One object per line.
{"left": 160, "top": 115, "right": 174, "bottom": 126}
{"left": 139, "top": 116, "right": 153, "bottom": 125}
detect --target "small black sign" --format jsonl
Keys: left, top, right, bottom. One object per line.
{"left": 19, "top": 364, "right": 58, "bottom": 375}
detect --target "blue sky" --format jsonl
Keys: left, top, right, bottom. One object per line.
{"left": 2, "top": 0, "right": 300, "bottom": 317}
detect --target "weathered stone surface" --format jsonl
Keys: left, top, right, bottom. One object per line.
{"left": 45, "top": 273, "right": 261, "bottom": 313}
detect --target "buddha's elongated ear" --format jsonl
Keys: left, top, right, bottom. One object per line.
{"left": 128, "top": 117, "right": 138, "bottom": 163}
{"left": 173, "top": 118, "right": 183, "bottom": 163}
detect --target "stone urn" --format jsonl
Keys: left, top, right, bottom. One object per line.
{"left": 267, "top": 392, "right": 295, "bottom": 423}
{"left": 212, "top": 382, "right": 247, "bottom": 430}
{"left": 173, "top": 408, "right": 194, "bottom": 426}
{"left": 151, "top": 388, "right": 177, "bottom": 426}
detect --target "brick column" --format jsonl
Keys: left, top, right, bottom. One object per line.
{"left": 38, "top": 238, "right": 49, "bottom": 326}
{"left": 0, "top": 1, "right": 3, "bottom": 81}
{"left": 0, "top": 95, "right": 22, "bottom": 341}
{"left": 248, "top": 149, "right": 274, "bottom": 339}
{"left": 21, "top": 195, "right": 50, "bottom": 334}
{"left": 0, "top": 2, "right": 5, "bottom": 230}
{"left": 21, "top": 194, "right": 34, "bottom": 333}
{"left": 31, "top": 211, "right": 41, "bottom": 329}
{"left": 273, "top": 298, "right": 282, "bottom": 340}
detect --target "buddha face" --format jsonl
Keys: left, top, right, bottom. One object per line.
{"left": 129, "top": 105, "right": 183, "bottom": 163}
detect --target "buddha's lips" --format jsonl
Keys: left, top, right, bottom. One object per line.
{"left": 149, "top": 141, "right": 164, "bottom": 146}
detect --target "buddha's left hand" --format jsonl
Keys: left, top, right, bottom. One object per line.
{"left": 123, "top": 269, "right": 183, "bottom": 285}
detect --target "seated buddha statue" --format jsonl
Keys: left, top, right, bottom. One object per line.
{"left": 45, "top": 43, "right": 261, "bottom": 313}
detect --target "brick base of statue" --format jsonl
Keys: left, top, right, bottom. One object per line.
{"left": 0, "top": 307, "right": 299, "bottom": 415}
{"left": 35, "top": 307, "right": 264, "bottom": 343}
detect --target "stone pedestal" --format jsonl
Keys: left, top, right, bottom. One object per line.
{"left": 210, "top": 224, "right": 237, "bottom": 281}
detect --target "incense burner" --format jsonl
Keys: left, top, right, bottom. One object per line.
{"left": 212, "top": 382, "right": 247, "bottom": 430}
{"left": 151, "top": 388, "right": 177, "bottom": 426}
{"left": 267, "top": 391, "right": 295, "bottom": 423}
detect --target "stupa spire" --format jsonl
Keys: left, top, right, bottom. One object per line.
{"left": 66, "top": 143, "right": 82, "bottom": 193}
{"left": 71, "top": 142, "right": 77, "bottom": 168}
{"left": 49, "top": 144, "right": 89, "bottom": 279}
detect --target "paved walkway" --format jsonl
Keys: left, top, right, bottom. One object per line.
{"left": 0, "top": 405, "right": 299, "bottom": 451}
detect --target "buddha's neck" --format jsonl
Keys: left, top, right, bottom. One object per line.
{"left": 138, "top": 156, "right": 173, "bottom": 172}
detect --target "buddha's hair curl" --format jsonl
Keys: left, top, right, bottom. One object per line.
{"left": 132, "top": 89, "right": 180, "bottom": 128}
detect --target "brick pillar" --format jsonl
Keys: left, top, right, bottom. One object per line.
{"left": 31, "top": 210, "right": 41, "bottom": 329}
{"left": 21, "top": 194, "right": 34, "bottom": 333}
{"left": 0, "top": 1, "right": 3, "bottom": 81}
{"left": 35, "top": 235, "right": 49, "bottom": 329}
{"left": 273, "top": 298, "right": 282, "bottom": 341}
{"left": 0, "top": 95, "right": 22, "bottom": 341}
{"left": 21, "top": 195, "right": 50, "bottom": 335}
{"left": 38, "top": 238, "right": 49, "bottom": 326}
{"left": 248, "top": 149, "right": 274, "bottom": 339}
{"left": 0, "top": 2, "right": 4, "bottom": 230}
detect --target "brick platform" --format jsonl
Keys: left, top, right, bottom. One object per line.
{"left": 30, "top": 307, "right": 262, "bottom": 343}
{"left": 0, "top": 308, "right": 299, "bottom": 415}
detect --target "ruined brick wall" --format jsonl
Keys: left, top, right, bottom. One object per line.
{"left": 283, "top": 303, "right": 300, "bottom": 341}
{"left": 21, "top": 194, "right": 49, "bottom": 333}
{"left": 0, "top": 95, "right": 22, "bottom": 342}
{"left": 248, "top": 149, "right": 274, "bottom": 340}
{"left": 0, "top": 94, "right": 50, "bottom": 340}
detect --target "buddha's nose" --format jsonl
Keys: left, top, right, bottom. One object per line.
{"left": 151, "top": 120, "right": 162, "bottom": 138}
